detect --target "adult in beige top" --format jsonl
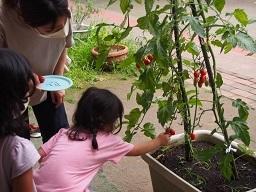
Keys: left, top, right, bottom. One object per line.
{"left": 0, "top": 0, "right": 73, "bottom": 143}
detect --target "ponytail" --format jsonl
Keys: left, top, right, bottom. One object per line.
{"left": 92, "top": 128, "right": 98, "bottom": 150}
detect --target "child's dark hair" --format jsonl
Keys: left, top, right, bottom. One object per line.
{"left": 3, "top": 0, "right": 71, "bottom": 28}
{"left": 0, "top": 48, "right": 36, "bottom": 138}
{"left": 69, "top": 87, "right": 124, "bottom": 150}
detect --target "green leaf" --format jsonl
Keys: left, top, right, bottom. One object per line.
{"left": 145, "top": 0, "right": 154, "bottom": 13}
{"left": 162, "top": 82, "right": 171, "bottom": 96}
{"left": 139, "top": 68, "right": 156, "bottom": 91}
{"left": 142, "top": 123, "right": 156, "bottom": 139}
{"left": 95, "top": 49, "right": 109, "bottom": 70}
{"left": 236, "top": 32, "right": 256, "bottom": 53}
{"left": 157, "top": 100, "right": 175, "bottom": 126}
{"left": 118, "top": 27, "right": 132, "bottom": 41}
{"left": 124, "top": 129, "right": 133, "bottom": 142}
{"left": 206, "top": 16, "right": 217, "bottom": 25}
{"left": 120, "top": 0, "right": 130, "bottom": 14}
{"left": 224, "top": 43, "right": 233, "bottom": 54}
{"left": 214, "top": 0, "right": 225, "bottom": 13}
{"left": 220, "top": 153, "right": 233, "bottom": 181}
{"left": 232, "top": 99, "right": 249, "bottom": 121}
{"left": 216, "top": 73, "right": 223, "bottom": 88}
{"left": 107, "top": 0, "right": 118, "bottom": 7}
{"left": 137, "top": 16, "right": 149, "bottom": 30}
{"left": 211, "top": 40, "right": 223, "bottom": 48}
{"left": 230, "top": 117, "right": 250, "bottom": 146}
{"left": 104, "top": 35, "right": 115, "bottom": 41}
{"left": 136, "top": 89, "right": 154, "bottom": 111}
{"left": 127, "top": 85, "right": 135, "bottom": 100}
{"left": 226, "top": 35, "right": 237, "bottom": 47}
{"left": 124, "top": 108, "right": 141, "bottom": 128}
{"left": 188, "top": 17, "right": 206, "bottom": 38}
{"left": 189, "top": 97, "right": 202, "bottom": 107}
{"left": 233, "top": 9, "right": 248, "bottom": 26}
{"left": 186, "top": 41, "right": 200, "bottom": 56}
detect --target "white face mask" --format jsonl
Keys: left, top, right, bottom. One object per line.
{"left": 36, "top": 19, "right": 70, "bottom": 38}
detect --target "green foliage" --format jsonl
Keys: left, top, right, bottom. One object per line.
{"left": 142, "top": 123, "right": 156, "bottom": 139}
{"left": 187, "top": 16, "right": 206, "bottom": 38}
{"left": 67, "top": 26, "right": 137, "bottom": 88}
{"left": 213, "top": 0, "right": 225, "bottom": 13}
{"left": 215, "top": 73, "right": 223, "bottom": 88}
{"left": 106, "top": 0, "right": 255, "bottom": 183}
{"left": 233, "top": 9, "right": 249, "bottom": 26}
{"left": 220, "top": 153, "right": 233, "bottom": 181}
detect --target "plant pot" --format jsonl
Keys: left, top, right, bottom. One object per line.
{"left": 91, "top": 44, "right": 129, "bottom": 65}
{"left": 142, "top": 130, "right": 256, "bottom": 192}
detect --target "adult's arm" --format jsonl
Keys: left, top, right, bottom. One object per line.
{"left": 51, "top": 48, "right": 67, "bottom": 107}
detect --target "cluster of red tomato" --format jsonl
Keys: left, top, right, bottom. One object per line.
{"left": 165, "top": 128, "right": 176, "bottom": 136}
{"left": 165, "top": 128, "right": 196, "bottom": 140}
{"left": 136, "top": 54, "right": 154, "bottom": 69}
{"left": 193, "top": 68, "right": 209, "bottom": 88}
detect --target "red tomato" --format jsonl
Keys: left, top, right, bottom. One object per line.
{"left": 143, "top": 58, "right": 151, "bottom": 65}
{"left": 194, "top": 70, "right": 200, "bottom": 79}
{"left": 190, "top": 133, "right": 196, "bottom": 140}
{"left": 200, "top": 68, "right": 207, "bottom": 76}
{"left": 198, "top": 81, "right": 203, "bottom": 88}
{"left": 147, "top": 54, "right": 154, "bottom": 62}
{"left": 200, "top": 75, "right": 207, "bottom": 83}
{"left": 165, "top": 128, "right": 176, "bottom": 136}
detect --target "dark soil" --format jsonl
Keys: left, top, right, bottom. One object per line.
{"left": 152, "top": 142, "right": 256, "bottom": 192}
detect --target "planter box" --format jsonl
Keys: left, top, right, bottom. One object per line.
{"left": 142, "top": 130, "right": 256, "bottom": 192}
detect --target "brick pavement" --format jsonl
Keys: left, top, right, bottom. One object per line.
{"left": 219, "top": 69, "right": 256, "bottom": 109}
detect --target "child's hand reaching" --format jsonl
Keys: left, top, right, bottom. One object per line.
{"left": 126, "top": 130, "right": 175, "bottom": 156}
{"left": 156, "top": 133, "right": 171, "bottom": 146}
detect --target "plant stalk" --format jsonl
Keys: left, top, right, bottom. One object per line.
{"left": 172, "top": 0, "right": 193, "bottom": 161}
{"left": 189, "top": 0, "right": 238, "bottom": 179}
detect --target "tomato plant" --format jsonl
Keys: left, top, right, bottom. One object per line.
{"left": 104, "top": 0, "right": 256, "bottom": 181}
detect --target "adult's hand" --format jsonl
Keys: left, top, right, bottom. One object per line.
{"left": 50, "top": 90, "right": 65, "bottom": 108}
{"left": 33, "top": 73, "right": 44, "bottom": 85}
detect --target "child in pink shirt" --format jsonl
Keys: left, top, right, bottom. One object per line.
{"left": 34, "top": 87, "right": 171, "bottom": 192}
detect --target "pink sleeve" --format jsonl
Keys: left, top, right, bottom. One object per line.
{"left": 40, "top": 128, "right": 66, "bottom": 155}
{"left": 103, "top": 135, "right": 134, "bottom": 164}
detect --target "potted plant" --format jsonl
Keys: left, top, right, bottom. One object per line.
{"left": 105, "top": 0, "right": 256, "bottom": 191}
{"left": 92, "top": 24, "right": 130, "bottom": 70}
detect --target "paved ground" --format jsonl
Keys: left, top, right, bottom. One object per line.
{"left": 31, "top": 1, "right": 256, "bottom": 191}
